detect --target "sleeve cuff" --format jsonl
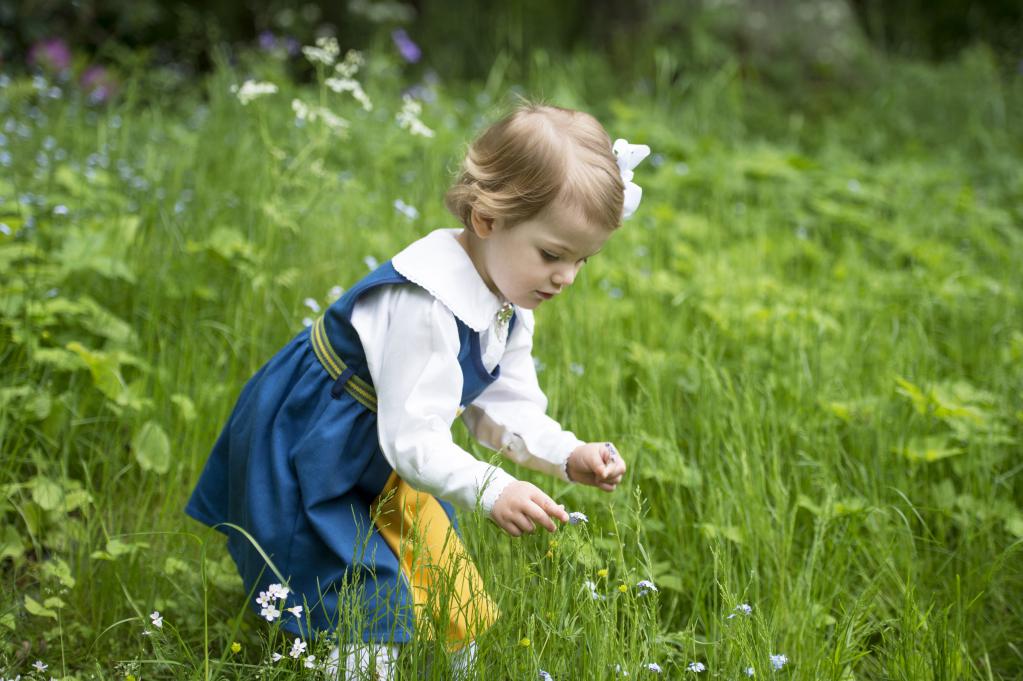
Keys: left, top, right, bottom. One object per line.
{"left": 478, "top": 467, "right": 517, "bottom": 516}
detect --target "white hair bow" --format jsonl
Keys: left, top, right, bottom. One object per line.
{"left": 613, "top": 138, "right": 651, "bottom": 220}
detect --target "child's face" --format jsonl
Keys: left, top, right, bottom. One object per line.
{"left": 475, "top": 198, "right": 612, "bottom": 310}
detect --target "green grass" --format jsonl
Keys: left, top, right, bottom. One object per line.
{"left": 1, "top": 40, "right": 1021, "bottom": 679}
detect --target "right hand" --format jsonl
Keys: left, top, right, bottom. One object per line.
{"left": 490, "top": 481, "right": 569, "bottom": 537}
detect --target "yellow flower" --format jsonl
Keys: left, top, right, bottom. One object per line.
{"left": 231, "top": 641, "right": 242, "bottom": 653}
{"left": 519, "top": 637, "right": 531, "bottom": 648}
{"left": 618, "top": 583, "right": 628, "bottom": 593}
{"left": 545, "top": 550, "right": 554, "bottom": 559}
{"left": 597, "top": 568, "right": 609, "bottom": 578}
{"left": 548, "top": 540, "right": 558, "bottom": 549}
{"left": 126, "top": 676, "right": 136, "bottom": 681}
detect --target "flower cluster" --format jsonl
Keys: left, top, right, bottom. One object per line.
{"left": 726, "top": 602, "right": 753, "bottom": 619}
{"left": 303, "top": 36, "right": 341, "bottom": 66}
{"left": 230, "top": 80, "right": 278, "bottom": 105}
{"left": 326, "top": 50, "right": 373, "bottom": 112}
{"left": 255, "top": 582, "right": 302, "bottom": 622}
{"left": 292, "top": 99, "right": 349, "bottom": 135}
{"left": 396, "top": 95, "right": 434, "bottom": 138}
{"left": 568, "top": 511, "right": 588, "bottom": 525}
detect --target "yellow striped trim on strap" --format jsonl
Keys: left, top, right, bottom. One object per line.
{"left": 310, "top": 315, "right": 378, "bottom": 412}
{"left": 371, "top": 471, "right": 499, "bottom": 650}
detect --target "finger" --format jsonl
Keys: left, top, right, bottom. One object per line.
{"left": 514, "top": 513, "right": 536, "bottom": 535}
{"left": 545, "top": 499, "right": 569, "bottom": 523}
{"left": 526, "top": 502, "right": 557, "bottom": 533}
{"left": 532, "top": 492, "right": 569, "bottom": 523}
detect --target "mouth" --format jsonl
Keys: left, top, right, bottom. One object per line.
{"left": 536, "top": 291, "right": 556, "bottom": 300}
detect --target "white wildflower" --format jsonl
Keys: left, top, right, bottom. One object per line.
{"left": 325, "top": 76, "right": 373, "bottom": 111}
{"left": 292, "top": 99, "right": 349, "bottom": 134}
{"left": 769, "top": 654, "right": 788, "bottom": 671}
{"left": 302, "top": 317, "right": 314, "bottom": 328}
{"left": 150, "top": 611, "right": 163, "bottom": 628}
{"left": 52, "top": 204, "right": 68, "bottom": 215}
{"left": 364, "top": 255, "right": 379, "bottom": 270}
{"left": 260, "top": 604, "right": 281, "bottom": 621}
{"left": 393, "top": 199, "right": 419, "bottom": 220}
{"left": 648, "top": 662, "right": 663, "bottom": 673}
{"left": 33, "top": 661, "right": 47, "bottom": 672}
{"left": 614, "top": 663, "right": 630, "bottom": 676}
{"left": 289, "top": 638, "right": 307, "bottom": 658}
{"left": 583, "top": 579, "right": 604, "bottom": 600}
{"left": 302, "top": 36, "right": 340, "bottom": 66}
{"left": 396, "top": 95, "right": 434, "bottom": 138}
{"left": 317, "top": 108, "right": 349, "bottom": 134}
{"left": 272, "top": 652, "right": 283, "bottom": 662}
{"left": 287, "top": 605, "right": 304, "bottom": 617}
{"left": 746, "top": 667, "right": 755, "bottom": 677}
{"left": 0, "top": 223, "right": 11, "bottom": 235}
{"left": 686, "top": 661, "right": 705, "bottom": 673}
{"left": 328, "top": 285, "right": 344, "bottom": 301}
{"left": 335, "top": 50, "right": 364, "bottom": 78}
{"left": 539, "top": 672, "right": 553, "bottom": 681}
{"left": 303, "top": 297, "right": 321, "bottom": 313}
{"left": 230, "top": 80, "right": 278, "bottom": 105}
{"left": 256, "top": 590, "right": 272, "bottom": 607}
{"left": 304, "top": 654, "right": 317, "bottom": 669}
{"left": 292, "top": 98, "right": 312, "bottom": 121}
{"left": 568, "top": 511, "right": 588, "bottom": 525}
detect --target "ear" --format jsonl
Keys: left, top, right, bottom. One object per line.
{"left": 469, "top": 209, "right": 497, "bottom": 238}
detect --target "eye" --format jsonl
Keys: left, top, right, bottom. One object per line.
{"left": 540, "top": 249, "right": 560, "bottom": 262}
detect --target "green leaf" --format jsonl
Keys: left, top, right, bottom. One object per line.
{"left": 25, "top": 594, "right": 58, "bottom": 619}
{"left": 171, "top": 394, "right": 197, "bottom": 422}
{"left": 896, "top": 437, "right": 964, "bottom": 463}
{"left": 43, "top": 596, "right": 66, "bottom": 610}
{"left": 1005, "top": 514, "right": 1023, "bottom": 539}
{"left": 0, "top": 525, "right": 25, "bottom": 562}
{"left": 66, "top": 342, "right": 125, "bottom": 401}
{"left": 133, "top": 420, "right": 171, "bottom": 474}
{"left": 31, "top": 475, "right": 64, "bottom": 512}
{"left": 62, "top": 488, "right": 93, "bottom": 513}
{"left": 0, "top": 612, "right": 14, "bottom": 631}
{"left": 42, "top": 557, "right": 76, "bottom": 589}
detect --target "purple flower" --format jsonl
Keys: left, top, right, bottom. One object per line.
{"left": 391, "top": 28, "right": 421, "bottom": 64}
{"left": 258, "top": 30, "right": 277, "bottom": 51}
{"left": 80, "top": 65, "right": 117, "bottom": 104}
{"left": 284, "top": 37, "right": 301, "bottom": 57}
{"left": 28, "top": 38, "right": 72, "bottom": 73}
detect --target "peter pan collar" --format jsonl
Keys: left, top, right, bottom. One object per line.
{"left": 392, "top": 228, "right": 534, "bottom": 334}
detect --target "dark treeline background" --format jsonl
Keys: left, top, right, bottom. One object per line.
{"left": 2, "top": 0, "right": 1022, "bottom": 81}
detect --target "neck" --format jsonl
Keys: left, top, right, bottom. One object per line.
{"left": 456, "top": 228, "right": 500, "bottom": 296}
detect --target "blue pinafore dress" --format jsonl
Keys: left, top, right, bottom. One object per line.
{"left": 185, "top": 261, "right": 514, "bottom": 644}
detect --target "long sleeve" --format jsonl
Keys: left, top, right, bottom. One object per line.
{"left": 461, "top": 313, "right": 584, "bottom": 482}
{"left": 351, "top": 285, "right": 517, "bottom": 514}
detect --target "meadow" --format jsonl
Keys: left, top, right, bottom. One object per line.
{"left": 1, "top": 36, "right": 1021, "bottom": 679}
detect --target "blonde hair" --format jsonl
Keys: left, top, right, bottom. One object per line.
{"left": 445, "top": 103, "right": 625, "bottom": 231}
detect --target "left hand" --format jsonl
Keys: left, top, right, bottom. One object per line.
{"left": 566, "top": 442, "right": 626, "bottom": 492}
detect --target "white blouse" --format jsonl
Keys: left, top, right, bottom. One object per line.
{"left": 349, "top": 229, "right": 584, "bottom": 514}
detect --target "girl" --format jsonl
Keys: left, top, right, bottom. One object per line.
{"left": 185, "top": 102, "right": 648, "bottom": 678}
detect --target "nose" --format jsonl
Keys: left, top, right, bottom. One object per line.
{"left": 551, "top": 263, "right": 580, "bottom": 289}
